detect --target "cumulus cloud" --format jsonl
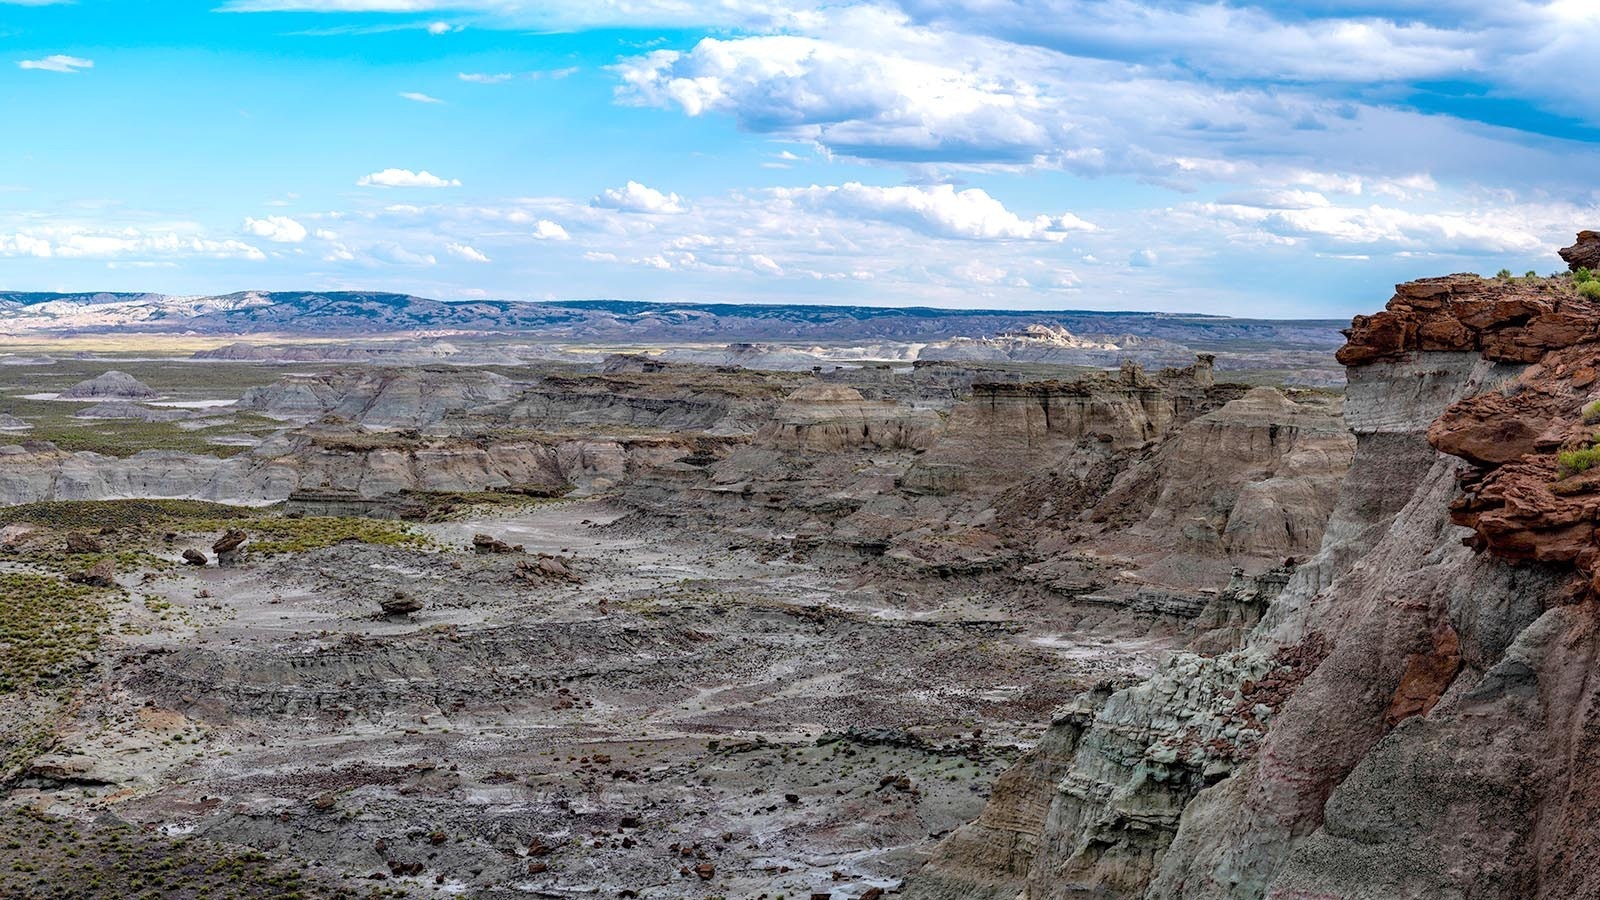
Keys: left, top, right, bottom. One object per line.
{"left": 532, "top": 219, "right": 571, "bottom": 240}
{"left": 357, "top": 168, "right": 461, "bottom": 188}
{"left": 18, "top": 54, "right": 93, "bottom": 73}
{"left": 243, "top": 215, "right": 309, "bottom": 243}
{"left": 615, "top": 32, "right": 1061, "bottom": 165}
{"left": 591, "top": 181, "right": 685, "bottom": 213}
{"left": 775, "top": 183, "right": 1096, "bottom": 241}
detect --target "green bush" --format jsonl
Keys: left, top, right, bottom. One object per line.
{"left": 1558, "top": 446, "right": 1600, "bottom": 476}
{"left": 1525, "top": 270, "right": 1539, "bottom": 279}
{"left": 1496, "top": 268, "right": 1513, "bottom": 280}
{"left": 1576, "top": 267, "right": 1596, "bottom": 284}
{"left": 1584, "top": 401, "right": 1600, "bottom": 425}
{"left": 1579, "top": 280, "right": 1600, "bottom": 300}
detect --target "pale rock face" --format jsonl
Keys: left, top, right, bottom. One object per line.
{"left": 236, "top": 368, "right": 517, "bottom": 427}
{"left": 755, "top": 383, "right": 943, "bottom": 451}
{"left": 1093, "top": 387, "right": 1354, "bottom": 575}
{"left": 0, "top": 436, "right": 678, "bottom": 505}
{"left": 908, "top": 351, "right": 1570, "bottom": 900}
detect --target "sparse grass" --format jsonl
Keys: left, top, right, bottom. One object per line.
{"left": 0, "top": 416, "right": 279, "bottom": 459}
{"left": 182, "top": 515, "right": 432, "bottom": 556}
{"left": 0, "top": 574, "right": 110, "bottom": 694}
{"left": 0, "top": 499, "right": 262, "bottom": 530}
{"left": 0, "top": 807, "right": 408, "bottom": 899}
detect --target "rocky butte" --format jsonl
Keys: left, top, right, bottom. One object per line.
{"left": 907, "top": 231, "right": 1600, "bottom": 900}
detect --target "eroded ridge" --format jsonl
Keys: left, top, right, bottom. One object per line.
{"left": 1340, "top": 232, "right": 1600, "bottom": 599}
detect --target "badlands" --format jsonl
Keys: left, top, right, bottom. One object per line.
{"left": 4, "top": 240, "right": 1599, "bottom": 899}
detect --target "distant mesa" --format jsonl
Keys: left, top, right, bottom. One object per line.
{"left": 60, "top": 370, "right": 158, "bottom": 400}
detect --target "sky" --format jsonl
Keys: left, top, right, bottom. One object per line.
{"left": 2, "top": 1, "right": 1599, "bottom": 317}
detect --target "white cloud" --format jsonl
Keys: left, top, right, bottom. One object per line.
{"left": 1198, "top": 200, "right": 1546, "bottom": 255}
{"left": 17, "top": 54, "right": 93, "bottom": 73}
{"left": 445, "top": 241, "right": 490, "bottom": 262}
{"left": 459, "top": 72, "right": 512, "bottom": 83}
{"left": 357, "top": 168, "right": 461, "bottom": 188}
{"left": 243, "top": 215, "right": 309, "bottom": 243}
{"left": 399, "top": 91, "right": 444, "bottom": 104}
{"left": 532, "top": 219, "right": 571, "bottom": 240}
{"left": 0, "top": 225, "right": 265, "bottom": 261}
{"left": 774, "top": 182, "right": 1096, "bottom": 241}
{"left": 426, "top": 20, "right": 454, "bottom": 34}
{"left": 591, "top": 180, "right": 684, "bottom": 213}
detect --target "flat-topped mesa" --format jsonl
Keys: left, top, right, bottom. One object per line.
{"left": 1339, "top": 234, "right": 1600, "bottom": 598}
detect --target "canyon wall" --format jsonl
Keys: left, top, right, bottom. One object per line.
{"left": 913, "top": 247, "right": 1600, "bottom": 899}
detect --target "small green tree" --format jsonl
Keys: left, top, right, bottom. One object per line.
{"left": 1496, "top": 268, "right": 1513, "bottom": 279}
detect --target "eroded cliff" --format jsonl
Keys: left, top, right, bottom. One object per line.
{"left": 911, "top": 235, "right": 1600, "bottom": 900}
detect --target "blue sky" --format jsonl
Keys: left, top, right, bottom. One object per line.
{"left": 2, "top": 0, "right": 1598, "bottom": 317}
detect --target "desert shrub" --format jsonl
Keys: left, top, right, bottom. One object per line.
{"left": 1576, "top": 267, "right": 1596, "bottom": 284}
{"left": 1525, "top": 270, "right": 1539, "bottom": 279}
{"left": 1496, "top": 268, "right": 1513, "bottom": 279}
{"left": 1579, "top": 280, "right": 1600, "bottom": 300}
{"left": 1558, "top": 446, "right": 1600, "bottom": 476}
{"left": 1584, "top": 401, "right": 1600, "bottom": 425}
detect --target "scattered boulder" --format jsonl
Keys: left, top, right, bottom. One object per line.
{"left": 68, "top": 559, "right": 116, "bottom": 588}
{"left": 60, "top": 370, "right": 158, "bottom": 400}
{"left": 310, "top": 792, "right": 337, "bottom": 812}
{"left": 64, "top": 531, "right": 103, "bottom": 554}
{"left": 182, "top": 548, "right": 208, "bottom": 566}
{"left": 0, "top": 413, "right": 30, "bottom": 431}
{"left": 472, "top": 533, "right": 516, "bottom": 554}
{"left": 213, "top": 529, "right": 248, "bottom": 565}
{"left": 513, "top": 555, "right": 582, "bottom": 584}
{"left": 380, "top": 591, "right": 424, "bottom": 617}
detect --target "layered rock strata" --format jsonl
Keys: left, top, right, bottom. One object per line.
{"left": 912, "top": 241, "right": 1600, "bottom": 899}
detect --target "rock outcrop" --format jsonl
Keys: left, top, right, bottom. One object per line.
{"left": 60, "top": 370, "right": 158, "bottom": 400}
{"left": 1560, "top": 230, "right": 1600, "bottom": 271}
{"left": 754, "top": 384, "right": 941, "bottom": 452}
{"left": 75, "top": 402, "right": 192, "bottom": 422}
{"left": 235, "top": 367, "right": 516, "bottom": 427}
